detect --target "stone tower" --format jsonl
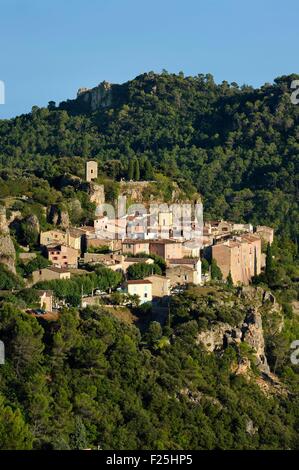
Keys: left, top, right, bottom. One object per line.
{"left": 86, "top": 160, "right": 98, "bottom": 182}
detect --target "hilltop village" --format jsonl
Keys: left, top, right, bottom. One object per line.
{"left": 0, "top": 161, "right": 274, "bottom": 317}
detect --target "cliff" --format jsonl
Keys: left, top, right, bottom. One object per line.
{"left": 0, "top": 206, "right": 16, "bottom": 273}
{"left": 77, "top": 81, "right": 113, "bottom": 112}
{"left": 59, "top": 80, "right": 125, "bottom": 114}
{"left": 119, "top": 180, "right": 200, "bottom": 207}
{"left": 196, "top": 286, "right": 285, "bottom": 393}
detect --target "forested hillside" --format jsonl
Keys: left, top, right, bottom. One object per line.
{"left": 0, "top": 71, "right": 298, "bottom": 238}
{"left": 1, "top": 286, "right": 299, "bottom": 450}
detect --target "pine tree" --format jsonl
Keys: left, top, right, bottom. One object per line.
{"left": 0, "top": 396, "right": 33, "bottom": 450}
{"left": 70, "top": 416, "right": 88, "bottom": 450}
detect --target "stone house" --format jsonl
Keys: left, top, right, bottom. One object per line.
{"left": 32, "top": 267, "right": 71, "bottom": 285}
{"left": 255, "top": 226, "right": 274, "bottom": 245}
{"left": 40, "top": 229, "right": 67, "bottom": 247}
{"left": 182, "top": 240, "right": 201, "bottom": 258}
{"left": 122, "top": 239, "right": 150, "bottom": 256}
{"left": 40, "top": 228, "right": 82, "bottom": 251}
{"left": 149, "top": 239, "right": 183, "bottom": 260}
{"left": 166, "top": 265, "right": 199, "bottom": 287}
{"left": 204, "top": 220, "right": 233, "bottom": 237}
{"left": 166, "top": 258, "right": 202, "bottom": 286}
{"left": 212, "top": 234, "right": 261, "bottom": 285}
{"left": 144, "top": 274, "right": 170, "bottom": 297}
{"left": 46, "top": 244, "right": 79, "bottom": 269}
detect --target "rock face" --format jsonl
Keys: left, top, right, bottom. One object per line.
{"left": 197, "top": 323, "right": 233, "bottom": 352}
{"left": 25, "top": 214, "right": 40, "bottom": 234}
{"left": 48, "top": 205, "right": 70, "bottom": 229}
{"left": 0, "top": 206, "right": 16, "bottom": 273}
{"left": 88, "top": 183, "right": 105, "bottom": 207}
{"left": 196, "top": 287, "right": 271, "bottom": 376}
{"left": 242, "top": 307, "right": 270, "bottom": 374}
{"left": 77, "top": 81, "right": 113, "bottom": 112}
{"left": 119, "top": 181, "right": 199, "bottom": 206}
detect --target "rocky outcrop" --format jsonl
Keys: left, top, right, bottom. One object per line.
{"left": 197, "top": 323, "right": 233, "bottom": 352}
{"left": 48, "top": 205, "right": 70, "bottom": 229}
{"left": 119, "top": 180, "right": 200, "bottom": 206}
{"left": 7, "top": 210, "right": 22, "bottom": 225}
{"left": 241, "top": 307, "right": 270, "bottom": 374}
{"left": 0, "top": 206, "right": 16, "bottom": 273}
{"left": 246, "top": 419, "right": 258, "bottom": 436}
{"left": 25, "top": 214, "right": 40, "bottom": 234}
{"left": 77, "top": 81, "right": 113, "bottom": 112}
{"left": 88, "top": 183, "right": 105, "bottom": 207}
{"left": 179, "top": 388, "right": 222, "bottom": 409}
{"left": 196, "top": 287, "right": 274, "bottom": 376}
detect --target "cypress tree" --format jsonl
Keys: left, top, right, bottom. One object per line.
{"left": 134, "top": 159, "right": 140, "bottom": 181}
{"left": 144, "top": 159, "right": 153, "bottom": 180}
{"left": 128, "top": 159, "right": 134, "bottom": 180}
{"left": 265, "top": 242, "right": 274, "bottom": 282}
{"left": 211, "top": 259, "right": 223, "bottom": 280}
{"left": 226, "top": 271, "right": 233, "bottom": 288}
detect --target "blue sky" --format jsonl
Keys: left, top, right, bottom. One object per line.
{"left": 0, "top": 0, "right": 298, "bottom": 118}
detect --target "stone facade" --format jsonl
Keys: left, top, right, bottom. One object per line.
{"left": 255, "top": 226, "right": 274, "bottom": 245}
{"left": 212, "top": 234, "right": 261, "bottom": 285}
{"left": 149, "top": 240, "right": 183, "bottom": 260}
{"left": 144, "top": 274, "right": 170, "bottom": 297}
{"left": 40, "top": 229, "right": 82, "bottom": 251}
{"left": 122, "top": 239, "right": 150, "bottom": 255}
{"left": 32, "top": 267, "right": 71, "bottom": 284}
{"left": 86, "top": 161, "right": 98, "bottom": 182}
{"left": 46, "top": 244, "right": 79, "bottom": 268}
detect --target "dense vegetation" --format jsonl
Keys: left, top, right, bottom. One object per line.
{"left": 0, "top": 284, "right": 299, "bottom": 450}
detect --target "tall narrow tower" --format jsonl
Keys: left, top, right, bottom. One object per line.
{"left": 86, "top": 160, "right": 98, "bottom": 182}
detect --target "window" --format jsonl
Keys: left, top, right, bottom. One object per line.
{"left": 144, "top": 293, "right": 148, "bottom": 298}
